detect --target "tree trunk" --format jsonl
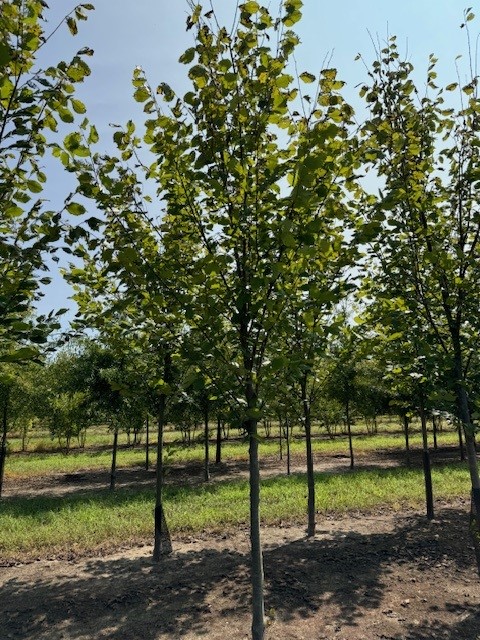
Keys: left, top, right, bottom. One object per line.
{"left": 145, "top": 414, "right": 150, "bottom": 470}
{"left": 301, "top": 375, "right": 315, "bottom": 537}
{"left": 457, "top": 419, "right": 466, "bottom": 461}
{"left": 109, "top": 427, "right": 118, "bottom": 491}
{"left": 453, "top": 352, "right": 480, "bottom": 575}
{"left": 215, "top": 414, "right": 222, "bottom": 465}
{"left": 0, "top": 391, "right": 9, "bottom": 498}
{"left": 153, "top": 391, "right": 173, "bottom": 561}
{"left": 279, "top": 416, "right": 283, "bottom": 461}
{"left": 346, "top": 398, "right": 354, "bottom": 469}
{"left": 402, "top": 413, "right": 410, "bottom": 466}
{"left": 204, "top": 398, "right": 210, "bottom": 482}
{"left": 418, "top": 389, "right": 434, "bottom": 520}
{"left": 244, "top": 375, "right": 265, "bottom": 640}
{"left": 432, "top": 413, "right": 438, "bottom": 450}
{"left": 248, "top": 416, "right": 265, "bottom": 640}
{"left": 286, "top": 419, "right": 291, "bottom": 476}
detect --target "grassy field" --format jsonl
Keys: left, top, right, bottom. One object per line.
{"left": 1, "top": 419, "right": 467, "bottom": 562}
{"left": 4, "top": 429, "right": 461, "bottom": 479}
{"left": 0, "top": 463, "right": 471, "bottom": 562}
{"left": 7, "top": 415, "right": 451, "bottom": 453}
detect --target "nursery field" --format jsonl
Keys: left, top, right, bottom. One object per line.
{"left": 1, "top": 425, "right": 479, "bottom": 639}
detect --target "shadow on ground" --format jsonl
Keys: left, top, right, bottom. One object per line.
{"left": 1, "top": 506, "right": 478, "bottom": 639}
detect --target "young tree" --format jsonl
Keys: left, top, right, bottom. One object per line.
{"left": 64, "top": 2, "right": 356, "bottom": 636}
{"left": 359, "top": 29, "right": 480, "bottom": 568}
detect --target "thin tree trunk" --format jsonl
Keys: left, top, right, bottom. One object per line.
{"left": 145, "top": 414, "right": 150, "bottom": 470}
{"left": 248, "top": 416, "right": 265, "bottom": 640}
{"left": 215, "top": 414, "right": 222, "bottom": 465}
{"left": 457, "top": 419, "right": 466, "bottom": 461}
{"left": 432, "top": 413, "right": 438, "bottom": 450}
{"left": 453, "top": 354, "right": 480, "bottom": 574}
{"left": 110, "top": 427, "right": 118, "bottom": 491}
{"left": 418, "top": 389, "right": 434, "bottom": 520}
{"left": 346, "top": 398, "right": 354, "bottom": 469}
{"left": 403, "top": 413, "right": 410, "bottom": 466}
{"left": 286, "top": 419, "right": 291, "bottom": 476}
{"left": 153, "top": 392, "right": 172, "bottom": 560}
{"left": 301, "top": 376, "right": 315, "bottom": 537}
{"left": 244, "top": 371, "right": 265, "bottom": 640}
{"left": 279, "top": 416, "right": 283, "bottom": 461}
{"left": 204, "top": 398, "right": 210, "bottom": 482}
{"left": 0, "top": 391, "right": 9, "bottom": 498}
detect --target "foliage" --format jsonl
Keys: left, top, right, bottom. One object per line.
{"left": 0, "top": 1, "right": 94, "bottom": 362}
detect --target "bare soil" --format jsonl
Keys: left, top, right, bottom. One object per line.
{"left": 1, "top": 446, "right": 479, "bottom": 639}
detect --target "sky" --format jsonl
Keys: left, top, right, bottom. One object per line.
{"left": 35, "top": 0, "right": 475, "bottom": 322}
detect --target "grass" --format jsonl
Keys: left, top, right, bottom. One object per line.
{"left": 0, "top": 462, "right": 471, "bottom": 562}
{"left": 5, "top": 448, "right": 147, "bottom": 478}
{"left": 4, "top": 429, "right": 461, "bottom": 479}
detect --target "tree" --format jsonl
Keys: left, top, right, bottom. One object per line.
{"left": 0, "top": 1, "right": 94, "bottom": 362}
{"left": 324, "top": 321, "right": 362, "bottom": 470}
{"left": 63, "top": 2, "right": 356, "bottom": 636}
{"left": 0, "top": 361, "right": 43, "bottom": 495}
{"left": 359, "top": 29, "right": 480, "bottom": 568}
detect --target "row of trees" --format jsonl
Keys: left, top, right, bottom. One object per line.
{"left": 2, "top": 2, "right": 480, "bottom": 638}
{"left": 0, "top": 333, "right": 419, "bottom": 453}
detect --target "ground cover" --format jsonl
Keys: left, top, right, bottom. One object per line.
{"left": 0, "top": 452, "right": 471, "bottom": 563}
{"left": 1, "top": 431, "right": 477, "bottom": 640}
{"left": 1, "top": 500, "right": 478, "bottom": 640}
{"left": 4, "top": 429, "right": 460, "bottom": 479}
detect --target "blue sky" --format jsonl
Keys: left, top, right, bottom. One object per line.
{"left": 37, "top": 0, "right": 474, "bottom": 320}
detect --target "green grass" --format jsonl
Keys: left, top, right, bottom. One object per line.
{"left": 0, "top": 463, "right": 471, "bottom": 561}
{"left": 4, "top": 448, "right": 144, "bottom": 478}
{"left": 4, "top": 427, "right": 461, "bottom": 479}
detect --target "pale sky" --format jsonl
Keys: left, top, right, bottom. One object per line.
{"left": 36, "top": 0, "right": 474, "bottom": 321}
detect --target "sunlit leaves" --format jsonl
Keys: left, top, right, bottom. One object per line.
{"left": 299, "top": 71, "right": 315, "bottom": 83}
{"left": 179, "top": 47, "right": 196, "bottom": 64}
{"left": 0, "top": 1, "right": 94, "bottom": 360}
{"left": 241, "top": 1, "right": 260, "bottom": 13}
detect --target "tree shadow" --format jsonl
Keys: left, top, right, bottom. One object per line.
{"left": 264, "top": 507, "right": 477, "bottom": 627}
{"left": 1, "top": 506, "right": 478, "bottom": 639}
{"left": 2, "top": 544, "right": 250, "bottom": 639}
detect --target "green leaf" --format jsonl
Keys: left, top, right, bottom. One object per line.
{"left": 26, "top": 180, "right": 43, "bottom": 194}
{"left": 179, "top": 48, "right": 196, "bottom": 64}
{"left": 71, "top": 98, "right": 86, "bottom": 114}
{"left": 0, "top": 42, "right": 11, "bottom": 68}
{"left": 5, "top": 205, "right": 23, "bottom": 218}
{"left": 117, "top": 247, "right": 138, "bottom": 265}
{"left": 299, "top": 71, "right": 315, "bottom": 84}
{"left": 283, "top": 10, "right": 302, "bottom": 26}
{"left": 242, "top": 1, "right": 260, "bottom": 12}
{"left": 67, "top": 17, "right": 78, "bottom": 35}
{"left": 0, "top": 347, "right": 39, "bottom": 363}
{"left": 134, "top": 87, "right": 150, "bottom": 102}
{"left": 66, "top": 202, "right": 86, "bottom": 216}
{"left": 58, "top": 107, "right": 74, "bottom": 123}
